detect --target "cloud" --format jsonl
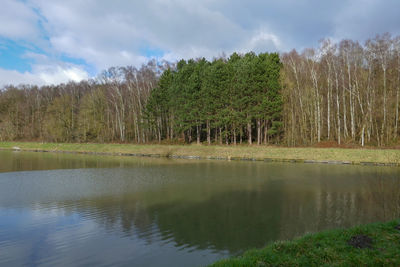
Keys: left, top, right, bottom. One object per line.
{"left": 333, "top": 0, "right": 400, "bottom": 42}
{"left": 0, "top": 68, "right": 42, "bottom": 86}
{"left": 35, "top": 65, "right": 89, "bottom": 85}
{"left": 1, "top": 0, "right": 400, "bottom": 86}
{"left": 28, "top": 0, "right": 279, "bottom": 66}
{"left": 0, "top": 48, "right": 89, "bottom": 87}
{"left": 0, "top": 62, "right": 89, "bottom": 87}
{"left": 245, "top": 29, "right": 283, "bottom": 53}
{"left": 0, "top": 0, "right": 40, "bottom": 41}
{"left": 29, "top": 0, "right": 400, "bottom": 65}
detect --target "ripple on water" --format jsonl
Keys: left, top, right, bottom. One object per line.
{"left": 1, "top": 157, "right": 400, "bottom": 266}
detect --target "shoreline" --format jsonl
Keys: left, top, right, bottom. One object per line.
{"left": 1, "top": 142, "right": 400, "bottom": 166}
{"left": 210, "top": 220, "right": 400, "bottom": 266}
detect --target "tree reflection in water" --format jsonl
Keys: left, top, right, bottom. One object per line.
{"left": 365, "top": 174, "right": 400, "bottom": 221}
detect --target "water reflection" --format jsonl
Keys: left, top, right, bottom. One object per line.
{"left": 0, "top": 150, "right": 399, "bottom": 266}
{"left": 0, "top": 150, "right": 193, "bottom": 173}
{"left": 364, "top": 175, "right": 400, "bottom": 220}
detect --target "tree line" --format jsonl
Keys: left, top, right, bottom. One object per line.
{"left": 146, "top": 52, "right": 282, "bottom": 144}
{"left": 1, "top": 34, "right": 399, "bottom": 146}
{"left": 0, "top": 61, "right": 163, "bottom": 143}
{"left": 282, "top": 33, "right": 400, "bottom": 146}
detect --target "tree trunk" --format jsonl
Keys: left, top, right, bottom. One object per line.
{"left": 158, "top": 118, "right": 161, "bottom": 143}
{"left": 206, "top": 120, "right": 211, "bottom": 144}
{"left": 247, "top": 121, "right": 252, "bottom": 145}
{"left": 342, "top": 75, "right": 348, "bottom": 139}
{"left": 196, "top": 124, "right": 200, "bottom": 144}
{"left": 333, "top": 64, "right": 341, "bottom": 144}
{"left": 219, "top": 127, "right": 222, "bottom": 145}
{"left": 264, "top": 120, "right": 268, "bottom": 144}
{"left": 327, "top": 73, "right": 331, "bottom": 140}
{"left": 382, "top": 67, "right": 387, "bottom": 144}
{"left": 170, "top": 115, "right": 174, "bottom": 140}
{"left": 361, "top": 125, "right": 365, "bottom": 147}
{"left": 257, "top": 119, "right": 261, "bottom": 145}
{"left": 395, "top": 85, "right": 399, "bottom": 139}
{"left": 225, "top": 124, "right": 229, "bottom": 145}
{"left": 233, "top": 126, "right": 237, "bottom": 145}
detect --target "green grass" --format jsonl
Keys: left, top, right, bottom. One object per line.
{"left": 210, "top": 220, "right": 400, "bottom": 267}
{"left": 0, "top": 141, "right": 400, "bottom": 165}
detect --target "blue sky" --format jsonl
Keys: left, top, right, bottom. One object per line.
{"left": 1, "top": 0, "right": 400, "bottom": 86}
{"left": 0, "top": 39, "right": 35, "bottom": 72}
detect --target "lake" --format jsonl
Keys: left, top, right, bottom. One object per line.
{"left": 0, "top": 150, "right": 399, "bottom": 266}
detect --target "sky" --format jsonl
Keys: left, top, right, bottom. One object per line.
{"left": 1, "top": 0, "right": 399, "bottom": 86}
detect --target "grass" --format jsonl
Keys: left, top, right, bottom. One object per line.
{"left": 0, "top": 141, "right": 400, "bottom": 165}
{"left": 210, "top": 220, "right": 400, "bottom": 267}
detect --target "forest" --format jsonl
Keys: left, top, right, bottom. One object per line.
{"left": 1, "top": 33, "right": 399, "bottom": 147}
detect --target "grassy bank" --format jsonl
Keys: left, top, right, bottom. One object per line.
{"left": 0, "top": 142, "right": 400, "bottom": 165}
{"left": 211, "top": 220, "right": 400, "bottom": 266}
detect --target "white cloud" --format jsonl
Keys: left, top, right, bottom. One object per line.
{"left": 0, "top": 68, "right": 42, "bottom": 86}
{"left": 1, "top": 0, "right": 400, "bottom": 86}
{"left": 29, "top": 0, "right": 283, "bottom": 66}
{"left": 35, "top": 65, "right": 89, "bottom": 85}
{"left": 0, "top": 0, "right": 40, "bottom": 41}
{"left": 0, "top": 64, "right": 89, "bottom": 87}
{"left": 245, "top": 29, "right": 283, "bottom": 54}
{"left": 28, "top": 0, "right": 399, "bottom": 70}
{"left": 0, "top": 51, "right": 89, "bottom": 87}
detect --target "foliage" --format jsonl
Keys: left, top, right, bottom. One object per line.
{"left": 1, "top": 34, "right": 400, "bottom": 146}
{"left": 145, "top": 52, "right": 283, "bottom": 144}
{"left": 282, "top": 34, "right": 400, "bottom": 146}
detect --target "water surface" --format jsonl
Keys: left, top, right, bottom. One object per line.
{"left": 0, "top": 150, "right": 399, "bottom": 266}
